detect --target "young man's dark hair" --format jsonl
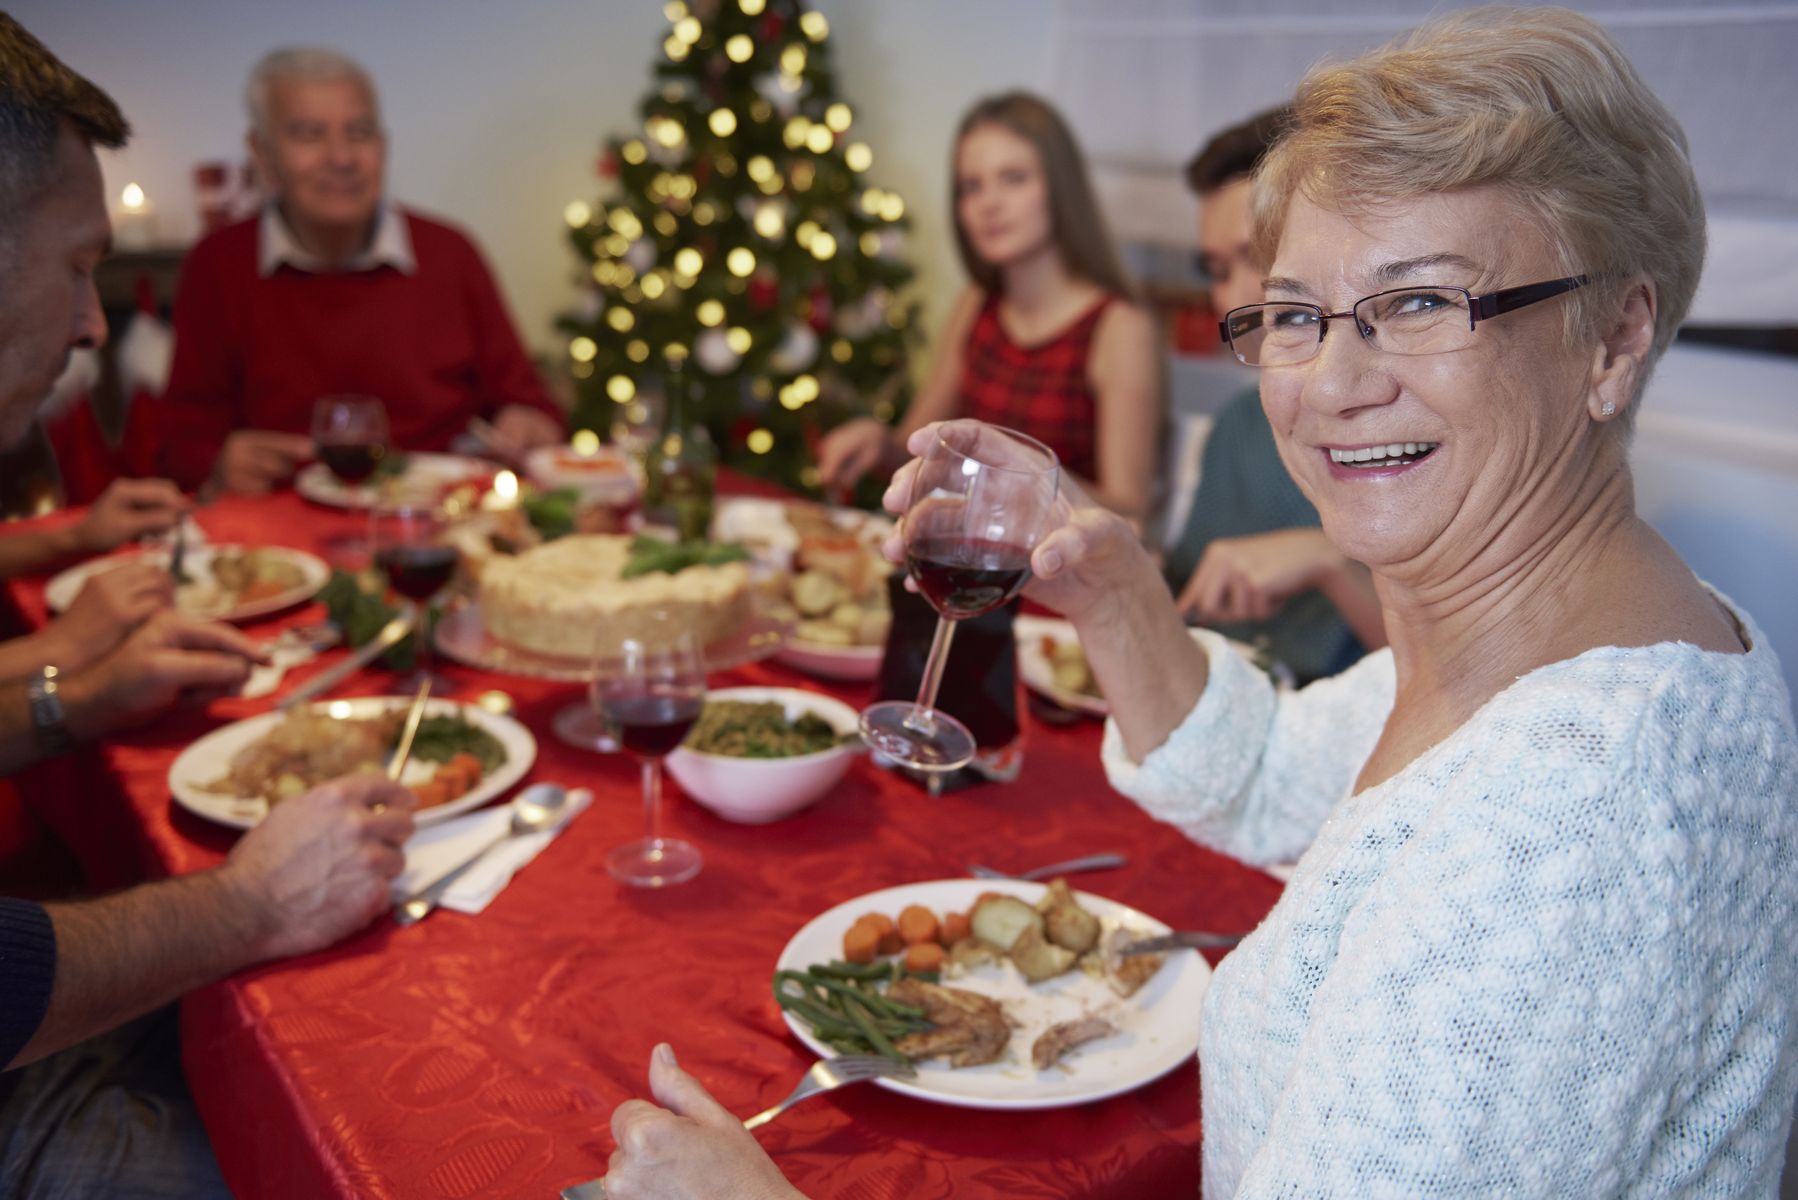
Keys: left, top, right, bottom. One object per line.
{"left": 1182, "top": 105, "right": 1290, "bottom": 196}
{"left": 0, "top": 13, "right": 129, "bottom": 249}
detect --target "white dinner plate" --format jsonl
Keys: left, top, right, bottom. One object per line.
{"left": 1015, "top": 614, "right": 1109, "bottom": 717}
{"left": 774, "top": 878, "right": 1210, "bottom": 1110}
{"left": 295, "top": 452, "right": 489, "bottom": 510}
{"left": 45, "top": 544, "right": 329, "bottom": 624}
{"left": 167, "top": 697, "right": 536, "bottom": 830}
{"left": 773, "top": 639, "right": 883, "bottom": 682}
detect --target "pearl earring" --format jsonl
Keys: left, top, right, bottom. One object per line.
{"left": 1601, "top": 401, "right": 1616, "bottom": 418}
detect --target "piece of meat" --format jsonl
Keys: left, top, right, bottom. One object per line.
{"left": 1031, "top": 1015, "right": 1117, "bottom": 1071}
{"left": 889, "top": 978, "right": 1012, "bottom": 1068}
{"left": 1100, "top": 928, "right": 1165, "bottom": 998}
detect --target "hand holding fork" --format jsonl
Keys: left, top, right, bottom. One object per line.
{"left": 564, "top": 1047, "right": 911, "bottom": 1200}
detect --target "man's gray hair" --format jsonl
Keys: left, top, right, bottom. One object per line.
{"left": 245, "top": 47, "right": 378, "bottom": 140}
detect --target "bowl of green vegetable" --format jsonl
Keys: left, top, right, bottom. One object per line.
{"left": 666, "top": 687, "right": 862, "bottom": 823}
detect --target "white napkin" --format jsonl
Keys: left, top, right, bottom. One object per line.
{"left": 392, "top": 786, "right": 592, "bottom": 915}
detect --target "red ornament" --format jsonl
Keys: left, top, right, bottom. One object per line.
{"left": 805, "top": 283, "right": 833, "bottom": 333}
{"left": 760, "top": 12, "right": 785, "bottom": 41}
{"left": 694, "top": 160, "right": 712, "bottom": 186}
{"left": 597, "top": 149, "right": 619, "bottom": 179}
{"left": 748, "top": 274, "right": 779, "bottom": 311}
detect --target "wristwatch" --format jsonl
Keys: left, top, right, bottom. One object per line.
{"left": 26, "top": 665, "right": 73, "bottom": 758}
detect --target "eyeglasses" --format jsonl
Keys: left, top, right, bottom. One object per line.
{"left": 1218, "top": 275, "right": 1588, "bottom": 367}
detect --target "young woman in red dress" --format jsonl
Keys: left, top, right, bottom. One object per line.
{"left": 817, "top": 92, "right": 1161, "bottom": 522}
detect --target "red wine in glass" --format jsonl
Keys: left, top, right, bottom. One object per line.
{"left": 319, "top": 442, "right": 387, "bottom": 485}
{"left": 376, "top": 544, "right": 459, "bottom": 602}
{"left": 907, "top": 537, "right": 1034, "bottom": 619}
{"left": 601, "top": 688, "right": 705, "bottom": 757}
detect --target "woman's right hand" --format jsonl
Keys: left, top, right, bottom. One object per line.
{"left": 879, "top": 423, "right": 1161, "bottom": 629}
{"left": 816, "top": 418, "right": 892, "bottom": 492}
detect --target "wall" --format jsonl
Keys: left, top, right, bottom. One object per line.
{"left": 10, "top": 0, "right": 1051, "bottom": 361}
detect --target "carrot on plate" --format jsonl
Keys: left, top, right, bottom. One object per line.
{"left": 904, "top": 941, "right": 946, "bottom": 973}
{"left": 942, "top": 911, "right": 971, "bottom": 946}
{"left": 858, "top": 911, "right": 902, "bottom": 955}
{"left": 897, "top": 904, "right": 939, "bottom": 947}
{"left": 842, "top": 919, "right": 882, "bottom": 964}
{"left": 412, "top": 780, "right": 450, "bottom": 810}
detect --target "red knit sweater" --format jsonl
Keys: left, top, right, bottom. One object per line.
{"left": 154, "top": 210, "right": 562, "bottom": 490}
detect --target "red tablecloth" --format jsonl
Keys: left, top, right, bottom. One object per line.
{"left": 7, "top": 488, "right": 1283, "bottom": 1200}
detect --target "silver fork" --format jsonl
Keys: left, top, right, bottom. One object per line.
{"left": 742, "top": 1055, "right": 914, "bottom": 1131}
{"left": 967, "top": 852, "right": 1128, "bottom": 881}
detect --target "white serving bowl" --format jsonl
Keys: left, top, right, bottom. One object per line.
{"left": 666, "top": 686, "right": 862, "bottom": 824}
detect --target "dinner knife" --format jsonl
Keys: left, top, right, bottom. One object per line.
{"left": 1119, "top": 930, "right": 1248, "bottom": 955}
{"left": 277, "top": 608, "right": 416, "bottom": 709}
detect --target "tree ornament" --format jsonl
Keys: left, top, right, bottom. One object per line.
{"left": 575, "top": 288, "right": 605, "bottom": 322}
{"left": 694, "top": 327, "right": 744, "bottom": 375}
{"left": 753, "top": 72, "right": 800, "bottom": 117}
{"left": 748, "top": 273, "right": 779, "bottom": 311}
{"left": 597, "top": 149, "right": 619, "bottom": 179}
{"left": 805, "top": 283, "right": 833, "bottom": 333}
{"left": 624, "top": 238, "right": 658, "bottom": 273}
{"left": 768, "top": 322, "right": 819, "bottom": 373}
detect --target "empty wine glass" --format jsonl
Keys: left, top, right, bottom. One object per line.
{"left": 860, "top": 421, "right": 1059, "bottom": 772}
{"left": 370, "top": 500, "right": 458, "bottom": 695}
{"left": 592, "top": 610, "right": 705, "bottom": 887}
{"left": 312, "top": 395, "right": 390, "bottom": 487}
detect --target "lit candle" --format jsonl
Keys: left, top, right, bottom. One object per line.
{"left": 115, "top": 182, "right": 156, "bottom": 249}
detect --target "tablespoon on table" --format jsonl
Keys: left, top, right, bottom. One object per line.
{"left": 966, "top": 853, "right": 1128, "bottom": 881}
{"left": 393, "top": 784, "right": 571, "bottom": 926}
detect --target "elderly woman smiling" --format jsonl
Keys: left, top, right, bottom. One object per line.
{"left": 596, "top": 8, "right": 1797, "bottom": 1198}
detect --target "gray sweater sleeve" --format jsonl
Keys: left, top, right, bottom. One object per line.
{"left": 1, "top": 897, "right": 56, "bottom": 1069}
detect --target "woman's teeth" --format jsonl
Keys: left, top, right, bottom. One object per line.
{"left": 1329, "top": 442, "right": 1438, "bottom": 467}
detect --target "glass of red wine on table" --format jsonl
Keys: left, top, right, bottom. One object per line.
{"left": 591, "top": 610, "right": 706, "bottom": 887}
{"left": 860, "top": 421, "right": 1060, "bottom": 772}
{"left": 370, "top": 500, "right": 460, "bottom": 695}
{"left": 312, "top": 395, "right": 390, "bottom": 487}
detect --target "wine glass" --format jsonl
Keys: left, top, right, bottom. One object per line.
{"left": 610, "top": 389, "right": 665, "bottom": 464}
{"left": 860, "top": 421, "right": 1059, "bottom": 772}
{"left": 370, "top": 500, "right": 459, "bottom": 694}
{"left": 592, "top": 610, "right": 706, "bottom": 887}
{"left": 312, "top": 395, "right": 390, "bottom": 488}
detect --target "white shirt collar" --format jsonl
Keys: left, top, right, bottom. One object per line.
{"left": 257, "top": 202, "right": 416, "bottom": 276}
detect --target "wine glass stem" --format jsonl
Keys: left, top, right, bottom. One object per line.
{"left": 906, "top": 616, "right": 958, "bottom": 735}
{"left": 642, "top": 757, "right": 663, "bottom": 846}
{"left": 418, "top": 601, "right": 435, "bottom": 680}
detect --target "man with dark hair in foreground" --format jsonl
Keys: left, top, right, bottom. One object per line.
{"left": 0, "top": 15, "right": 416, "bottom": 1195}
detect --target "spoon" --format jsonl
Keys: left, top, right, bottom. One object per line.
{"left": 393, "top": 784, "right": 570, "bottom": 926}
{"left": 967, "top": 853, "right": 1128, "bottom": 882}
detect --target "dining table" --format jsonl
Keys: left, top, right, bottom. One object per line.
{"left": 3, "top": 475, "right": 1285, "bottom": 1200}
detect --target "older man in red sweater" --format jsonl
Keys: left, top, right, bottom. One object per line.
{"left": 157, "top": 48, "right": 564, "bottom": 494}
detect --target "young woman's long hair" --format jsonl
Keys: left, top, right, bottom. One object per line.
{"left": 951, "top": 91, "right": 1135, "bottom": 299}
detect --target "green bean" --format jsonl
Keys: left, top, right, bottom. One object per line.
{"left": 801, "top": 973, "right": 927, "bottom": 1019}
{"left": 844, "top": 998, "right": 905, "bottom": 1060}
{"left": 812, "top": 961, "right": 892, "bottom": 982}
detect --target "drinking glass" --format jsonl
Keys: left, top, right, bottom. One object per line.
{"left": 859, "top": 421, "right": 1059, "bottom": 772}
{"left": 610, "top": 389, "right": 665, "bottom": 464}
{"left": 312, "top": 395, "right": 390, "bottom": 486}
{"left": 370, "top": 500, "right": 458, "bottom": 694}
{"left": 591, "top": 610, "right": 705, "bottom": 887}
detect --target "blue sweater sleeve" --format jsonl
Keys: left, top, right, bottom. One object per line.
{"left": 1, "top": 897, "right": 56, "bottom": 1068}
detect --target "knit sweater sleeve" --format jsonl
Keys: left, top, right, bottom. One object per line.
{"left": 1229, "top": 750, "right": 1702, "bottom": 1197}
{"left": 157, "top": 234, "right": 245, "bottom": 491}
{"left": 1, "top": 897, "right": 56, "bottom": 1068}
{"left": 1101, "top": 631, "right": 1394, "bottom": 865}
{"left": 453, "top": 234, "right": 565, "bottom": 428}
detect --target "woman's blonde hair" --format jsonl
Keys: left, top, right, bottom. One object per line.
{"left": 951, "top": 92, "right": 1135, "bottom": 299}
{"left": 1253, "top": 6, "right": 1704, "bottom": 377}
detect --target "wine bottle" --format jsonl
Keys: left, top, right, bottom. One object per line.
{"left": 642, "top": 355, "right": 717, "bottom": 543}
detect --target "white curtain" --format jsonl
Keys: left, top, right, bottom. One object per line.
{"left": 1048, "top": 0, "right": 1798, "bottom": 325}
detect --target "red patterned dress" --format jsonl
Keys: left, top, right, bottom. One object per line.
{"left": 960, "top": 293, "right": 1115, "bottom": 482}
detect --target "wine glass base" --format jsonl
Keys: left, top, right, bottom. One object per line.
{"left": 606, "top": 838, "right": 702, "bottom": 888}
{"left": 859, "top": 701, "right": 976, "bottom": 773}
{"left": 553, "top": 703, "right": 619, "bottom": 752}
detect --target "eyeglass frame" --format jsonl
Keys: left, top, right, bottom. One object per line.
{"left": 1216, "top": 274, "right": 1590, "bottom": 366}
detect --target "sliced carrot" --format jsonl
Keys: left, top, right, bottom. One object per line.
{"left": 413, "top": 780, "right": 450, "bottom": 810}
{"left": 842, "top": 920, "right": 881, "bottom": 964}
{"left": 904, "top": 941, "right": 946, "bottom": 973}
{"left": 857, "top": 912, "right": 902, "bottom": 956}
{"left": 897, "top": 904, "right": 939, "bottom": 947}
{"left": 942, "top": 911, "right": 971, "bottom": 946}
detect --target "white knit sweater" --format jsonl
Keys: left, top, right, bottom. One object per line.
{"left": 1103, "top": 596, "right": 1798, "bottom": 1197}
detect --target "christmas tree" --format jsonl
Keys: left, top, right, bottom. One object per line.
{"left": 556, "top": 0, "right": 920, "bottom": 498}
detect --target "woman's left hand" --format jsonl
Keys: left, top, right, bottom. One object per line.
{"left": 603, "top": 1045, "right": 805, "bottom": 1200}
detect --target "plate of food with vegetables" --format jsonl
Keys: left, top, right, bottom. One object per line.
{"left": 1014, "top": 614, "right": 1108, "bottom": 717}
{"left": 773, "top": 878, "right": 1211, "bottom": 1110}
{"left": 168, "top": 697, "right": 536, "bottom": 830}
{"left": 47, "top": 544, "right": 329, "bottom": 624}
